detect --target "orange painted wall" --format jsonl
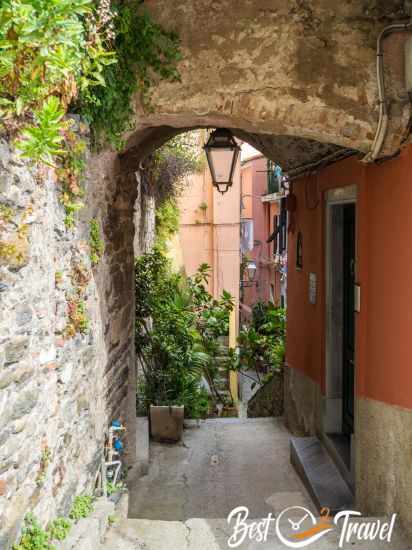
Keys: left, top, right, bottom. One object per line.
{"left": 359, "top": 147, "right": 412, "bottom": 409}
{"left": 286, "top": 146, "right": 412, "bottom": 410}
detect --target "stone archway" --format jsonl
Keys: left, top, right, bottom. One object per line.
{"left": 123, "top": 0, "right": 410, "bottom": 163}
{"left": 84, "top": 0, "right": 412, "bottom": 527}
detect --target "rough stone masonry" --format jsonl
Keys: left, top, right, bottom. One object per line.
{"left": 0, "top": 137, "right": 146, "bottom": 547}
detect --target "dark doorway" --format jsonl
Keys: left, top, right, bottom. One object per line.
{"left": 342, "top": 204, "right": 356, "bottom": 435}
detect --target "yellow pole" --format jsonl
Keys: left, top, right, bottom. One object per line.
{"left": 229, "top": 306, "right": 238, "bottom": 403}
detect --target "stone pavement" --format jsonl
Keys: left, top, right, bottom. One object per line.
{"left": 128, "top": 417, "right": 314, "bottom": 520}
{"left": 101, "top": 418, "right": 411, "bottom": 550}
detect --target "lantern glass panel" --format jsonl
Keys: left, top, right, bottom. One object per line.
{"left": 207, "top": 148, "right": 236, "bottom": 183}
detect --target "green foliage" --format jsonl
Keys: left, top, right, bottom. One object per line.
{"left": 56, "top": 129, "right": 87, "bottom": 229}
{"left": 12, "top": 514, "right": 54, "bottom": 550}
{"left": 78, "top": 1, "right": 181, "bottom": 147}
{"left": 47, "top": 518, "right": 71, "bottom": 542}
{"left": 231, "top": 302, "right": 286, "bottom": 386}
{"left": 0, "top": 0, "right": 92, "bottom": 120}
{"left": 0, "top": 0, "right": 115, "bottom": 160}
{"left": 36, "top": 446, "right": 51, "bottom": 487}
{"left": 106, "top": 481, "right": 123, "bottom": 496}
{"left": 65, "top": 297, "right": 89, "bottom": 337}
{"left": 149, "top": 132, "right": 204, "bottom": 205}
{"left": 69, "top": 495, "right": 94, "bottom": 521}
{"left": 0, "top": 203, "right": 15, "bottom": 225}
{"left": 135, "top": 250, "right": 206, "bottom": 417}
{"left": 89, "top": 218, "right": 104, "bottom": 265}
{"left": 108, "top": 515, "right": 117, "bottom": 526}
{"left": 1, "top": 0, "right": 180, "bottom": 165}
{"left": 17, "top": 97, "right": 66, "bottom": 166}
{"left": 187, "top": 264, "right": 234, "bottom": 405}
{"left": 135, "top": 251, "right": 233, "bottom": 417}
{"left": 154, "top": 198, "right": 180, "bottom": 253}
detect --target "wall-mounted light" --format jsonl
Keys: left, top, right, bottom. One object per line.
{"left": 204, "top": 128, "right": 240, "bottom": 194}
{"left": 246, "top": 260, "right": 257, "bottom": 282}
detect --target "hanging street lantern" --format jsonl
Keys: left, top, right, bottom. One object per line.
{"left": 246, "top": 260, "right": 257, "bottom": 282}
{"left": 204, "top": 128, "right": 240, "bottom": 194}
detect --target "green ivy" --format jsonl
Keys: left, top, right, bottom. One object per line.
{"left": 1, "top": 0, "right": 181, "bottom": 164}
{"left": 135, "top": 251, "right": 234, "bottom": 417}
{"left": 68, "top": 495, "right": 94, "bottom": 521}
{"left": 0, "top": 0, "right": 116, "bottom": 159}
{"left": 89, "top": 218, "right": 104, "bottom": 265}
{"left": 12, "top": 514, "right": 54, "bottom": 550}
{"left": 78, "top": 1, "right": 181, "bottom": 148}
{"left": 154, "top": 198, "right": 180, "bottom": 253}
{"left": 47, "top": 518, "right": 71, "bottom": 542}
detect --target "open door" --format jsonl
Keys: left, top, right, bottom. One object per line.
{"left": 342, "top": 203, "right": 355, "bottom": 435}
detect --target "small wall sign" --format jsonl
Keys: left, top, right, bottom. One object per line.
{"left": 309, "top": 272, "right": 317, "bottom": 304}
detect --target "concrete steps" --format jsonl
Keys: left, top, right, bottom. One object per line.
{"left": 290, "top": 436, "right": 353, "bottom": 514}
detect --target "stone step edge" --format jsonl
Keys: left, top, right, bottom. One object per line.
{"left": 290, "top": 436, "right": 354, "bottom": 515}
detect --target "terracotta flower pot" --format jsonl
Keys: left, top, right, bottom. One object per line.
{"left": 149, "top": 405, "right": 184, "bottom": 442}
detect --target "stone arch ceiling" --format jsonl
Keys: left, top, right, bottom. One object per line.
{"left": 122, "top": 0, "right": 412, "bottom": 172}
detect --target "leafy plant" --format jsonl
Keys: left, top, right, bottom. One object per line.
{"left": 89, "top": 218, "right": 104, "bottom": 265}
{"left": 154, "top": 199, "right": 180, "bottom": 253}
{"left": 231, "top": 302, "right": 286, "bottom": 388}
{"left": 135, "top": 251, "right": 209, "bottom": 417}
{"left": 107, "top": 515, "right": 117, "bottom": 526}
{"left": 12, "top": 514, "right": 54, "bottom": 550}
{"left": 36, "top": 446, "right": 52, "bottom": 487}
{"left": 0, "top": 0, "right": 116, "bottom": 160}
{"left": 135, "top": 251, "right": 234, "bottom": 417}
{"left": 17, "top": 97, "right": 66, "bottom": 166}
{"left": 47, "top": 518, "right": 71, "bottom": 542}
{"left": 69, "top": 495, "right": 94, "bottom": 521}
{"left": 65, "top": 297, "right": 89, "bottom": 337}
{"left": 56, "top": 129, "right": 87, "bottom": 229}
{"left": 78, "top": 1, "right": 181, "bottom": 147}
{"left": 187, "top": 264, "right": 234, "bottom": 404}
{"left": 148, "top": 132, "right": 204, "bottom": 205}
{"left": 0, "top": 204, "right": 14, "bottom": 225}
{"left": 106, "top": 481, "right": 123, "bottom": 496}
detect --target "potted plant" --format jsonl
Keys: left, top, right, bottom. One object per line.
{"left": 135, "top": 251, "right": 210, "bottom": 442}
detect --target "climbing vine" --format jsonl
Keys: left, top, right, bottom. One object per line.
{"left": 89, "top": 218, "right": 104, "bottom": 265}
{"left": 78, "top": 2, "right": 181, "bottom": 147}
{"left": 0, "top": 0, "right": 182, "bottom": 228}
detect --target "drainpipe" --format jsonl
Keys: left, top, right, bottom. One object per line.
{"left": 363, "top": 21, "right": 412, "bottom": 163}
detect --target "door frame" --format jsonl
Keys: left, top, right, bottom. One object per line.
{"left": 323, "top": 186, "right": 357, "bottom": 465}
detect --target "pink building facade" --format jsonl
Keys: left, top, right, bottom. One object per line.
{"left": 177, "top": 163, "right": 241, "bottom": 310}
{"left": 240, "top": 154, "right": 285, "bottom": 324}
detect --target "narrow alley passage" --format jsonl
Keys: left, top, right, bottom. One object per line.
{"left": 128, "top": 418, "right": 313, "bottom": 520}
{"left": 102, "top": 418, "right": 410, "bottom": 550}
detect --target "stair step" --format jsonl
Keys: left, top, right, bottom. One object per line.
{"left": 290, "top": 436, "right": 353, "bottom": 514}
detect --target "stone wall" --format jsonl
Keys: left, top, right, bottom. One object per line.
{"left": 0, "top": 139, "right": 144, "bottom": 548}
{"left": 247, "top": 371, "right": 284, "bottom": 418}
{"left": 283, "top": 366, "right": 322, "bottom": 436}
{"left": 356, "top": 397, "right": 412, "bottom": 540}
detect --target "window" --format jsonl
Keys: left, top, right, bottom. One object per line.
{"left": 279, "top": 198, "right": 287, "bottom": 253}
{"left": 273, "top": 215, "right": 279, "bottom": 255}
{"left": 267, "top": 160, "right": 279, "bottom": 194}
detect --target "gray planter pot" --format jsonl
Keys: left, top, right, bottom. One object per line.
{"left": 149, "top": 405, "right": 184, "bottom": 442}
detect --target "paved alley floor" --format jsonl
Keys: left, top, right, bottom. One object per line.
{"left": 128, "top": 417, "right": 314, "bottom": 520}
{"left": 104, "top": 417, "right": 411, "bottom": 549}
